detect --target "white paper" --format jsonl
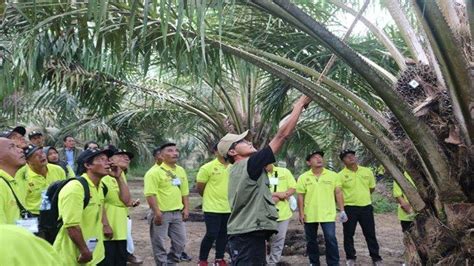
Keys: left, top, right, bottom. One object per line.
{"left": 289, "top": 196, "right": 297, "bottom": 211}
{"left": 86, "top": 238, "right": 98, "bottom": 252}
{"left": 269, "top": 177, "right": 279, "bottom": 186}
{"left": 172, "top": 178, "right": 181, "bottom": 186}
{"left": 16, "top": 217, "right": 39, "bottom": 233}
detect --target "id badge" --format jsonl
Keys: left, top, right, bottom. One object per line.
{"left": 87, "top": 238, "right": 98, "bottom": 252}
{"left": 16, "top": 217, "right": 39, "bottom": 233}
{"left": 172, "top": 178, "right": 181, "bottom": 186}
{"left": 269, "top": 177, "right": 279, "bottom": 186}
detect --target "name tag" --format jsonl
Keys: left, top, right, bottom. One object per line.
{"left": 269, "top": 177, "right": 279, "bottom": 186}
{"left": 172, "top": 178, "right": 181, "bottom": 186}
{"left": 16, "top": 217, "right": 39, "bottom": 233}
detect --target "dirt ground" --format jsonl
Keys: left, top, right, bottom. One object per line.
{"left": 127, "top": 180, "right": 405, "bottom": 266}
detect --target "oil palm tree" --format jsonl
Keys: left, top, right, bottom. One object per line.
{"left": 1, "top": 1, "right": 472, "bottom": 263}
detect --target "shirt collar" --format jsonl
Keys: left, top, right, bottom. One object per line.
{"left": 0, "top": 169, "right": 15, "bottom": 182}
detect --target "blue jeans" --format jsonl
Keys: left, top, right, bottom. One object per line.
{"left": 304, "top": 222, "right": 339, "bottom": 266}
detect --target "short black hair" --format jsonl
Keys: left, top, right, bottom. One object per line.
{"left": 159, "top": 142, "right": 176, "bottom": 151}
{"left": 152, "top": 147, "right": 161, "bottom": 157}
{"left": 212, "top": 143, "right": 218, "bottom": 152}
{"left": 63, "top": 135, "right": 74, "bottom": 142}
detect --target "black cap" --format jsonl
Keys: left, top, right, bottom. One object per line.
{"left": 105, "top": 144, "right": 134, "bottom": 159}
{"left": 24, "top": 144, "right": 42, "bottom": 159}
{"left": 28, "top": 130, "right": 43, "bottom": 139}
{"left": 306, "top": 150, "right": 325, "bottom": 161}
{"left": 339, "top": 149, "right": 356, "bottom": 160}
{"left": 76, "top": 148, "right": 114, "bottom": 165}
{"left": 159, "top": 142, "right": 176, "bottom": 151}
{"left": 0, "top": 126, "right": 26, "bottom": 138}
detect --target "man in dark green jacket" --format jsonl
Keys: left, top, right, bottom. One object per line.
{"left": 217, "top": 95, "right": 310, "bottom": 265}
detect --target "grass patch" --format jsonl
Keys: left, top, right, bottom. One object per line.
{"left": 372, "top": 192, "right": 397, "bottom": 213}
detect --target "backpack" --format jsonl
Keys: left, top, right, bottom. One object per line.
{"left": 39, "top": 176, "right": 90, "bottom": 244}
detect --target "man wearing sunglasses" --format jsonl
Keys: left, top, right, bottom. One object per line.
{"left": 217, "top": 95, "right": 311, "bottom": 265}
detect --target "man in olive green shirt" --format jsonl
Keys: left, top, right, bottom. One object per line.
{"left": 196, "top": 144, "right": 230, "bottom": 266}
{"left": 217, "top": 95, "right": 311, "bottom": 265}
{"left": 338, "top": 149, "right": 382, "bottom": 266}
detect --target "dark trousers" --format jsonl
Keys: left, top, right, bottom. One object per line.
{"left": 401, "top": 221, "right": 414, "bottom": 232}
{"left": 100, "top": 240, "right": 127, "bottom": 266}
{"left": 228, "top": 230, "right": 273, "bottom": 266}
{"left": 304, "top": 222, "right": 339, "bottom": 266}
{"left": 343, "top": 205, "right": 382, "bottom": 262}
{"left": 199, "top": 212, "right": 230, "bottom": 261}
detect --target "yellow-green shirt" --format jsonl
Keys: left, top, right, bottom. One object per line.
{"left": 24, "top": 164, "right": 66, "bottom": 214}
{"left": 13, "top": 165, "right": 28, "bottom": 203}
{"left": 0, "top": 169, "right": 21, "bottom": 224}
{"left": 0, "top": 224, "right": 63, "bottom": 266}
{"left": 393, "top": 172, "right": 416, "bottom": 221}
{"left": 53, "top": 174, "right": 105, "bottom": 265}
{"left": 102, "top": 173, "right": 128, "bottom": 240}
{"left": 196, "top": 158, "right": 230, "bottom": 213}
{"left": 144, "top": 163, "right": 189, "bottom": 212}
{"left": 267, "top": 166, "right": 296, "bottom": 221}
{"left": 66, "top": 165, "right": 75, "bottom": 178}
{"left": 338, "top": 166, "right": 376, "bottom": 207}
{"left": 297, "top": 168, "right": 341, "bottom": 223}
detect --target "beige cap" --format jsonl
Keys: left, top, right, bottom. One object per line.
{"left": 217, "top": 130, "right": 250, "bottom": 158}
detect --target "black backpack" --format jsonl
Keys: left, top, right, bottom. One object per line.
{"left": 39, "top": 176, "right": 90, "bottom": 244}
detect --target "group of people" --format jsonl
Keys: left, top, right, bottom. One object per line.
{"left": 0, "top": 127, "right": 143, "bottom": 265}
{"left": 0, "top": 94, "right": 416, "bottom": 266}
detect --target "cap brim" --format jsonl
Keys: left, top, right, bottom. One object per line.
{"left": 25, "top": 146, "right": 42, "bottom": 159}
{"left": 235, "top": 130, "right": 250, "bottom": 142}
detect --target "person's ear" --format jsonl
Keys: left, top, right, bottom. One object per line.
{"left": 228, "top": 149, "right": 237, "bottom": 157}
{"left": 306, "top": 160, "right": 311, "bottom": 166}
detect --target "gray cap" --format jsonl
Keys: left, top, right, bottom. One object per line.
{"left": 217, "top": 130, "right": 250, "bottom": 158}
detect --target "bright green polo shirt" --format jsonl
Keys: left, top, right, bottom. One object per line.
{"left": 393, "top": 172, "right": 417, "bottom": 221}
{"left": 13, "top": 165, "right": 28, "bottom": 202}
{"left": 24, "top": 164, "right": 66, "bottom": 214}
{"left": 196, "top": 158, "right": 230, "bottom": 213}
{"left": 297, "top": 168, "right": 341, "bottom": 223}
{"left": 267, "top": 166, "right": 296, "bottom": 221}
{"left": 144, "top": 163, "right": 189, "bottom": 212}
{"left": 53, "top": 174, "right": 105, "bottom": 265}
{"left": 338, "top": 166, "right": 376, "bottom": 207}
{"left": 102, "top": 173, "right": 128, "bottom": 240}
{"left": 0, "top": 225, "right": 63, "bottom": 266}
{"left": 0, "top": 169, "right": 21, "bottom": 224}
